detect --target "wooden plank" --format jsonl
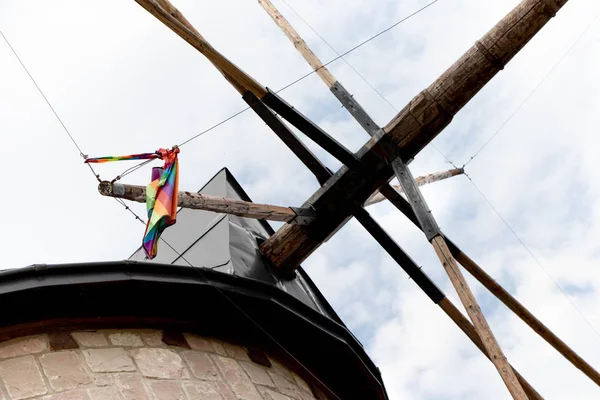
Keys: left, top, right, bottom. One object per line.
{"left": 392, "top": 156, "right": 526, "bottom": 397}
{"left": 439, "top": 298, "right": 544, "bottom": 400}
{"left": 98, "top": 181, "right": 298, "bottom": 222}
{"left": 257, "top": 0, "right": 379, "bottom": 136}
{"left": 261, "top": 0, "right": 568, "bottom": 271}
{"left": 451, "top": 247, "right": 600, "bottom": 386}
{"left": 134, "top": 0, "right": 267, "bottom": 98}
{"left": 257, "top": 0, "right": 336, "bottom": 88}
{"left": 364, "top": 168, "right": 463, "bottom": 206}
{"left": 357, "top": 209, "right": 542, "bottom": 398}
{"left": 431, "top": 236, "right": 528, "bottom": 399}
{"left": 382, "top": 184, "right": 600, "bottom": 387}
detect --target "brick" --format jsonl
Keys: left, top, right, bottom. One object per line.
{"left": 42, "top": 390, "right": 90, "bottom": 400}
{"left": 40, "top": 351, "right": 92, "bottom": 392}
{"left": 239, "top": 361, "right": 274, "bottom": 387}
{"left": 182, "top": 382, "right": 222, "bottom": 400}
{"left": 113, "top": 373, "right": 149, "bottom": 400}
{"left": 292, "top": 372, "right": 312, "bottom": 394}
{"left": 48, "top": 332, "right": 79, "bottom": 351}
{"left": 213, "top": 380, "right": 236, "bottom": 400}
{"left": 297, "top": 390, "right": 317, "bottom": 400}
{"left": 130, "top": 348, "right": 187, "bottom": 379}
{"left": 210, "top": 340, "right": 227, "bottom": 356}
{"left": 213, "top": 355, "right": 261, "bottom": 400}
{"left": 222, "top": 343, "right": 250, "bottom": 361}
{"left": 161, "top": 332, "right": 190, "bottom": 349}
{"left": 258, "top": 387, "right": 292, "bottom": 400}
{"left": 140, "top": 331, "right": 164, "bottom": 347}
{"left": 268, "top": 372, "right": 303, "bottom": 399}
{"left": 92, "top": 374, "right": 112, "bottom": 387}
{"left": 0, "top": 335, "right": 47, "bottom": 359}
{"left": 267, "top": 357, "right": 295, "bottom": 381}
{"left": 149, "top": 381, "right": 185, "bottom": 400}
{"left": 181, "top": 351, "right": 219, "bottom": 381}
{"left": 88, "top": 387, "right": 122, "bottom": 400}
{"left": 108, "top": 332, "right": 144, "bottom": 347}
{"left": 83, "top": 348, "right": 136, "bottom": 372}
{"left": 183, "top": 334, "right": 213, "bottom": 352}
{"left": 269, "top": 371, "right": 296, "bottom": 391}
{"left": 246, "top": 348, "right": 271, "bottom": 367}
{"left": 71, "top": 332, "right": 109, "bottom": 348}
{"left": 0, "top": 355, "right": 48, "bottom": 399}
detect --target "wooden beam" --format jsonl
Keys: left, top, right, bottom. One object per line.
{"left": 364, "top": 168, "right": 463, "bottom": 207}
{"left": 356, "top": 209, "right": 542, "bottom": 399}
{"left": 438, "top": 298, "right": 543, "bottom": 400}
{"left": 134, "top": 0, "right": 266, "bottom": 98}
{"left": 257, "top": 0, "right": 336, "bottom": 88}
{"left": 260, "top": 0, "right": 568, "bottom": 271}
{"left": 432, "top": 236, "right": 527, "bottom": 399}
{"left": 391, "top": 157, "right": 526, "bottom": 398}
{"left": 98, "top": 181, "right": 301, "bottom": 222}
{"left": 450, "top": 246, "right": 600, "bottom": 387}
{"left": 383, "top": 186, "right": 600, "bottom": 387}
{"left": 257, "top": 0, "right": 379, "bottom": 136}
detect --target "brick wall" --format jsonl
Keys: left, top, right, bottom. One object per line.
{"left": 0, "top": 330, "right": 327, "bottom": 400}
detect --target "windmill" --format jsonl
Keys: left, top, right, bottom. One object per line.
{"left": 0, "top": 0, "right": 595, "bottom": 399}
{"left": 92, "top": 0, "right": 598, "bottom": 398}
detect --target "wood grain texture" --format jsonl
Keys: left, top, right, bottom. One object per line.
{"left": 452, "top": 248, "right": 600, "bottom": 387}
{"left": 432, "top": 236, "right": 527, "bottom": 399}
{"left": 260, "top": 0, "right": 568, "bottom": 271}
{"left": 383, "top": 0, "right": 568, "bottom": 156}
{"left": 98, "top": 181, "right": 296, "bottom": 222}
{"left": 257, "top": 0, "right": 336, "bottom": 88}
{"left": 135, "top": 0, "right": 267, "bottom": 98}
{"left": 439, "top": 298, "right": 543, "bottom": 400}
{"left": 377, "top": 179, "right": 600, "bottom": 388}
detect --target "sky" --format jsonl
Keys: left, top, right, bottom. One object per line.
{"left": 1, "top": 0, "right": 600, "bottom": 398}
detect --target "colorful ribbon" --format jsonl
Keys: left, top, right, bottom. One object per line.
{"left": 84, "top": 152, "right": 161, "bottom": 163}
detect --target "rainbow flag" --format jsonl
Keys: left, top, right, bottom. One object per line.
{"left": 84, "top": 152, "right": 161, "bottom": 163}
{"left": 142, "top": 147, "right": 179, "bottom": 259}
{"left": 84, "top": 147, "right": 180, "bottom": 259}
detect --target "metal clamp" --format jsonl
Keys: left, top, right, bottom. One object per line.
{"left": 391, "top": 159, "right": 441, "bottom": 241}
{"left": 289, "top": 207, "right": 317, "bottom": 225}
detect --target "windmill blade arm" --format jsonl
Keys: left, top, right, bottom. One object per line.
{"left": 98, "top": 181, "right": 312, "bottom": 223}
{"left": 364, "top": 167, "right": 463, "bottom": 207}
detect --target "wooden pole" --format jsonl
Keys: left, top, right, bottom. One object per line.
{"left": 98, "top": 181, "right": 299, "bottom": 222}
{"left": 450, "top": 246, "right": 600, "bottom": 386}
{"left": 134, "top": 0, "right": 267, "bottom": 98}
{"left": 431, "top": 236, "right": 528, "bottom": 399}
{"left": 260, "top": 0, "right": 568, "bottom": 272}
{"left": 438, "top": 298, "right": 543, "bottom": 400}
{"left": 364, "top": 168, "right": 463, "bottom": 207}
{"left": 257, "top": 0, "right": 336, "bottom": 88}
{"left": 256, "top": 2, "right": 543, "bottom": 396}
{"left": 255, "top": 4, "right": 599, "bottom": 389}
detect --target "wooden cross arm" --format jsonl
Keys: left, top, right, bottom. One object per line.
{"left": 135, "top": 0, "right": 266, "bottom": 98}
{"left": 260, "top": 0, "right": 568, "bottom": 271}
{"left": 98, "top": 181, "right": 312, "bottom": 223}
{"left": 364, "top": 168, "right": 463, "bottom": 207}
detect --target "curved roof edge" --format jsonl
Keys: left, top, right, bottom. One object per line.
{"left": 0, "top": 261, "right": 388, "bottom": 400}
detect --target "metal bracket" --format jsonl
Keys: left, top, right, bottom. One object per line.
{"left": 289, "top": 207, "right": 317, "bottom": 225}
{"left": 391, "top": 159, "right": 441, "bottom": 241}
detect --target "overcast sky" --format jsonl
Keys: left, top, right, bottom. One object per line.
{"left": 1, "top": 0, "right": 600, "bottom": 398}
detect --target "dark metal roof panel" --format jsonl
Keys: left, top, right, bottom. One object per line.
{"left": 128, "top": 168, "right": 343, "bottom": 323}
